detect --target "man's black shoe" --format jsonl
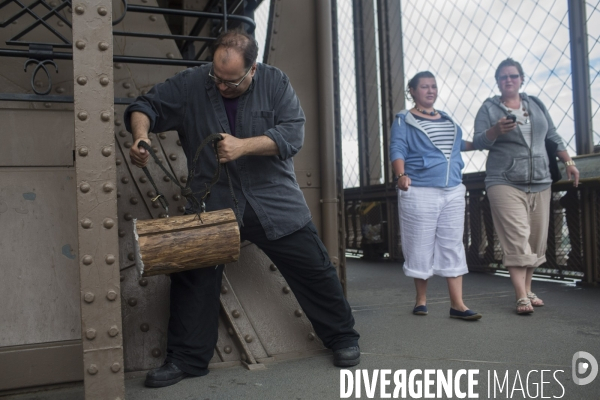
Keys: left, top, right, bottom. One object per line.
{"left": 145, "top": 362, "right": 191, "bottom": 388}
{"left": 333, "top": 346, "right": 361, "bottom": 367}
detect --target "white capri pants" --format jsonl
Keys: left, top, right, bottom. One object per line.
{"left": 397, "top": 184, "right": 468, "bottom": 280}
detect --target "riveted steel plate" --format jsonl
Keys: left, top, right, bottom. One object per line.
{"left": 0, "top": 109, "right": 74, "bottom": 167}
{"left": 224, "top": 244, "right": 325, "bottom": 356}
{"left": 0, "top": 168, "right": 80, "bottom": 347}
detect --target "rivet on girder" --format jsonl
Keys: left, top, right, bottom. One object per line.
{"left": 74, "top": 5, "right": 85, "bottom": 14}
{"left": 139, "top": 278, "right": 148, "bottom": 287}
{"left": 101, "top": 112, "right": 111, "bottom": 122}
{"left": 97, "top": 6, "right": 108, "bottom": 16}
{"left": 169, "top": 154, "right": 177, "bottom": 161}
{"left": 44, "top": 103, "right": 51, "bottom": 108}
{"left": 173, "top": 194, "right": 181, "bottom": 201}
{"left": 221, "top": 285, "right": 228, "bottom": 294}
{"left": 115, "top": 120, "right": 122, "bottom": 126}
{"left": 149, "top": 15, "right": 157, "bottom": 21}
{"left": 84, "top": 292, "right": 95, "bottom": 303}
{"left": 282, "top": 286, "right": 290, "bottom": 294}
{"left": 147, "top": 191, "right": 156, "bottom": 198}
{"left": 224, "top": 346, "right": 232, "bottom": 354}
{"left": 105, "top": 254, "right": 116, "bottom": 264}
{"left": 103, "top": 218, "right": 115, "bottom": 229}
{"left": 77, "top": 111, "right": 88, "bottom": 121}
{"left": 176, "top": 140, "right": 182, "bottom": 146}
{"left": 81, "top": 218, "right": 92, "bottom": 229}
{"left": 231, "top": 310, "right": 240, "bottom": 318}
{"left": 109, "top": 325, "right": 119, "bottom": 337}
{"left": 121, "top": 177, "right": 130, "bottom": 184}
{"left": 241, "top": 353, "right": 248, "bottom": 361}
{"left": 163, "top": 176, "right": 170, "bottom": 182}
{"left": 159, "top": 213, "right": 167, "bottom": 218}
{"left": 49, "top": 1, "right": 57, "bottom": 7}
{"left": 294, "top": 310, "right": 303, "bottom": 317}
{"left": 306, "top": 172, "right": 311, "bottom": 177}
{"left": 307, "top": 181, "right": 312, "bottom": 186}
{"left": 57, "top": 21, "right": 64, "bottom": 27}
{"left": 116, "top": 158, "right": 122, "bottom": 166}
{"left": 78, "top": 147, "right": 89, "bottom": 156}
{"left": 244, "top": 335, "right": 253, "bottom": 343}
{"left": 100, "top": 76, "right": 110, "bottom": 86}
{"left": 115, "top": 63, "right": 122, "bottom": 69}
{"left": 178, "top": 206, "right": 186, "bottom": 213}
{"left": 87, "top": 364, "right": 98, "bottom": 375}
{"left": 56, "top": 87, "right": 65, "bottom": 94}
{"left": 75, "top": 40, "right": 86, "bottom": 50}
{"left": 151, "top": 348, "right": 161, "bottom": 358}
{"left": 128, "top": 298, "right": 137, "bottom": 307}
{"left": 80, "top": 182, "right": 91, "bottom": 193}
{"left": 127, "top": 93, "right": 136, "bottom": 98}
{"left": 139, "top": 176, "right": 148, "bottom": 183}
{"left": 140, "top": 323, "right": 149, "bottom": 332}
{"left": 227, "top": 327, "right": 234, "bottom": 336}
{"left": 76, "top": 76, "right": 87, "bottom": 85}
{"left": 103, "top": 182, "right": 115, "bottom": 192}
{"left": 118, "top": 130, "right": 127, "bottom": 137}
{"left": 118, "top": 229, "right": 126, "bottom": 238}
{"left": 98, "top": 42, "right": 109, "bottom": 51}
{"left": 101, "top": 146, "right": 112, "bottom": 157}
{"left": 122, "top": 82, "right": 131, "bottom": 89}
{"left": 308, "top": 333, "right": 316, "bottom": 341}
{"left": 166, "top": 53, "right": 175, "bottom": 59}
{"left": 152, "top": 203, "right": 160, "bottom": 209}
{"left": 270, "top": 264, "right": 277, "bottom": 271}
{"left": 180, "top": 176, "right": 187, "bottom": 183}
{"left": 111, "top": 363, "right": 121, "bottom": 373}
{"left": 124, "top": 213, "right": 133, "bottom": 221}
{"left": 85, "top": 328, "right": 96, "bottom": 340}
{"left": 120, "top": 274, "right": 125, "bottom": 281}
{"left": 82, "top": 255, "right": 93, "bottom": 265}
{"left": 106, "top": 290, "right": 117, "bottom": 301}
{"left": 127, "top": 252, "right": 134, "bottom": 261}
{"left": 124, "top": 142, "right": 132, "bottom": 149}
{"left": 159, "top": 133, "right": 167, "bottom": 139}
{"left": 117, "top": 191, "right": 121, "bottom": 199}
{"left": 130, "top": 197, "right": 139, "bottom": 205}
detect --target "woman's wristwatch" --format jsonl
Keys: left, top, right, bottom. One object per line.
{"left": 564, "top": 160, "right": 576, "bottom": 167}
{"left": 395, "top": 173, "right": 408, "bottom": 180}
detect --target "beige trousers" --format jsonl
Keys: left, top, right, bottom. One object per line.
{"left": 487, "top": 185, "right": 551, "bottom": 268}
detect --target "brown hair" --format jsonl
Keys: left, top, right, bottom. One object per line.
{"left": 494, "top": 58, "right": 525, "bottom": 85}
{"left": 405, "top": 71, "right": 435, "bottom": 101}
{"left": 211, "top": 29, "right": 259, "bottom": 69}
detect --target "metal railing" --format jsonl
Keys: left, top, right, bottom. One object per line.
{"left": 0, "top": 0, "right": 256, "bottom": 103}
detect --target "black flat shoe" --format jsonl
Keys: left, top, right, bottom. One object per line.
{"left": 145, "top": 362, "right": 192, "bottom": 388}
{"left": 449, "top": 308, "right": 482, "bottom": 320}
{"left": 333, "top": 346, "right": 361, "bottom": 367}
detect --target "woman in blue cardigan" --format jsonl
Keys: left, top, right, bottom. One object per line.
{"left": 390, "top": 71, "right": 481, "bottom": 320}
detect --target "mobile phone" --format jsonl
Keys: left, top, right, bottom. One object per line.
{"left": 506, "top": 114, "right": 517, "bottom": 123}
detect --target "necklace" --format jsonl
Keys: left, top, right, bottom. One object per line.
{"left": 415, "top": 106, "right": 437, "bottom": 116}
{"left": 502, "top": 100, "right": 529, "bottom": 124}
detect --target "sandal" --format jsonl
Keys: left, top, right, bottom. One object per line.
{"left": 516, "top": 298, "right": 534, "bottom": 315}
{"left": 527, "top": 292, "right": 544, "bottom": 307}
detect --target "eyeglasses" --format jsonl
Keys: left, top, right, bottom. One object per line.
{"left": 209, "top": 66, "right": 253, "bottom": 89}
{"left": 498, "top": 74, "right": 521, "bottom": 81}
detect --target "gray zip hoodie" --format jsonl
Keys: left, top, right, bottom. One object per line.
{"left": 473, "top": 93, "right": 566, "bottom": 193}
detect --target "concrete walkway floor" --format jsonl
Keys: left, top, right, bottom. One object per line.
{"left": 3, "top": 257, "right": 600, "bottom": 399}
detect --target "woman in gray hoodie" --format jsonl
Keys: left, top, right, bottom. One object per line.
{"left": 473, "top": 58, "right": 579, "bottom": 314}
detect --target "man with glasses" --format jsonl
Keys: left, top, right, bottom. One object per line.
{"left": 125, "top": 29, "right": 360, "bottom": 388}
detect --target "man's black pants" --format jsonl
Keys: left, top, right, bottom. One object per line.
{"left": 165, "top": 204, "right": 359, "bottom": 375}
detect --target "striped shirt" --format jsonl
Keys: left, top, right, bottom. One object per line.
{"left": 413, "top": 113, "right": 455, "bottom": 159}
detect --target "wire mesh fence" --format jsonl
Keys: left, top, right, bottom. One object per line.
{"left": 337, "top": 0, "right": 600, "bottom": 185}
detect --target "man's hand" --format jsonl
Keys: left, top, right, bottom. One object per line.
{"left": 217, "top": 133, "right": 246, "bottom": 163}
{"left": 130, "top": 138, "right": 152, "bottom": 168}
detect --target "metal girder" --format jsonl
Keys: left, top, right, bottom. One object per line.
{"left": 568, "top": 0, "right": 594, "bottom": 156}
{"left": 71, "top": 0, "right": 125, "bottom": 398}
